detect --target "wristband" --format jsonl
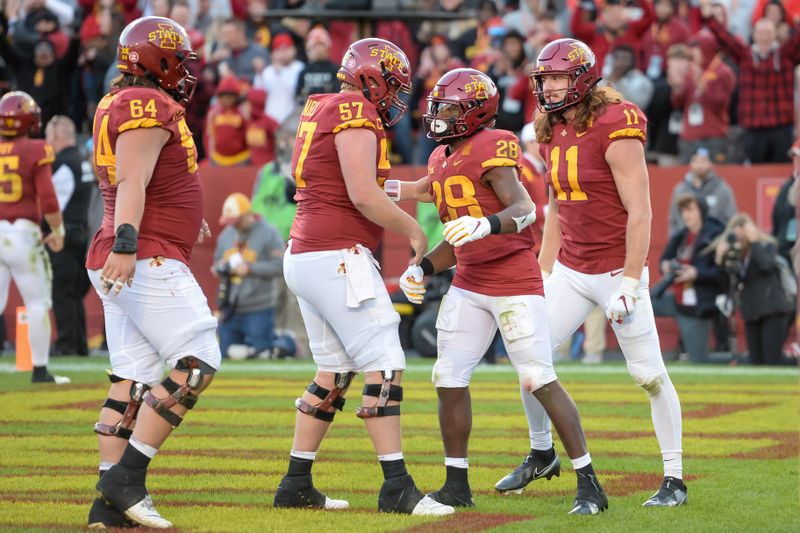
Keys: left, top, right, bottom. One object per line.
{"left": 384, "top": 179, "right": 401, "bottom": 201}
{"left": 51, "top": 224, "right": 65, "bottom": 238}
{"left": 420, "top": 257, "right": 435, "bottom": 276}
{"left": 487, "top": 214, "right": 501, "bottom": 234}
{"left": 620, "top": 275, "right": 640, "bottom": 296}
{"left": 112, "top": 223, "right": 138, "bottom": 254}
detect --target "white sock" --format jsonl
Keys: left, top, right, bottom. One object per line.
{"left": 444, "top": 457, "right": 468, "bottom": 469}
{"left": 644, "top": 373, "right": 683, "bottom": 479}
{"left": 129, "top": 437, "right": 158, "bottom": 459}
{"left": 569, "top": 453, "right": 592, "bottom": 470}
{"left": 99, "top": 461, "right": 115, "bottom": 473}
{"left": 290, "top": 450, "right": 317, "bottom": 461}
{"left": 521, "top": 384, "right": 553, "bottom": 450}
{"left": 378, "top": 452, "right": 404, "bottom": 462}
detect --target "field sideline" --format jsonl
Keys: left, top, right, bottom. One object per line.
{"left": 0, "top": 357, "right": 798, "bottom": 532}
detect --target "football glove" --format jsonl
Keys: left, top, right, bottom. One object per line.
{"left": 399, "top": 265, "right": 425, "bottom": 304}
{"left": 443, "top": 216, "right": 491, "bottom": 247}
{"left": 605, "top": 276, "right": 640, "bottom": 324}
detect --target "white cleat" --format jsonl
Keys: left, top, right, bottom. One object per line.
{"left": 53, "top": 375, "right": 71, "bottom": 384}
{"left": 324, "top": 496, "right": 349, "bottom": 510}
{"left": 411, "top": 495, "right": 455, "bottom": 516}
{"left": 123, "top": 495, "right": 173, "bottom": 528}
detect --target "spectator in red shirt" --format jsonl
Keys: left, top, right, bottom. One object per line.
{"left": 206, "top": 76, "right": 250, "bottom": 167}
{"left": 245, "top": 88, "right": 279, "bottom": 169}
{"left": 641, "top": 0, "right": 691, "bottom": 79}
{"left": 668, "top": 30, "right": 736, "bottom": 163}
{"left": 701, "top": 0, "right": 800, "bottom": 163}
{"left": 570, "top": 0, "right": 655, "bottom": 77}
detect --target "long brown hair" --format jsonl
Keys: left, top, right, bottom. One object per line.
{"left": 534, "top": 85, "right": 624, "bottom": 144}
{"left": 109, "top": 73, "right": 159, "bottom": 91}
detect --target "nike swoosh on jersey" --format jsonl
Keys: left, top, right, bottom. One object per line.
{"left": 453, "top": 159, "right": 463, "bottom": 166}
{"left": 576, "top": 130, "right": 588, "bottom": 138}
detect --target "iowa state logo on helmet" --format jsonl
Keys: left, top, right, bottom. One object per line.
{"left": 148, "top": 23, "right": 184, "bottom": 50}
{"left": 463, "top": 75, "right": 494, "bottom": 101}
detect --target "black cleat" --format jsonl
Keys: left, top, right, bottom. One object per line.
{"left": 568, "top": 471, "right": 608, "bottom": 516}
{"left": 427, "top": 481, "right": 475, "bottom": 507}
{"left": 273, "top": 473, "right": 349, "bottom": 509}
{"left": 31, "top": 367, "right": 70, "bottom": 384}
{"left": 643, "top": 476, "right": 687, "bottom": 507}
{"left": 495, "top": 449, "right": 561, "bottom": 494}
{"left": 378, "top": 474, "right": 454, "bottom": 515}
{"left": 87, "top": 497, "right": 137, "bottom": 529}
{"left": 96, "top": 464, "right": 172, "bottom": 528}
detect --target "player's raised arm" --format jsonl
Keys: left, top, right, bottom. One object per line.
{"left": 336, "top": 128, "right": 428, "bottom": 264}
{"left": 384, "top": 176, "right": 435, "bottom": 203}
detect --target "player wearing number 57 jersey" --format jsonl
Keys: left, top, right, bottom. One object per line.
{"left": 275, "top": 38, "right": 453, "bottom": 518}
{"left": 388, "top": 68, "right": 607, "bottom": 516}
{"left": 86, "top": 17, "right": 220, "bottom": 530}
{"left": 0, "top": 91, "right": 68, "bottom": 385}
{"left": 497, "top": 38, "right": 687, "bottom": 508}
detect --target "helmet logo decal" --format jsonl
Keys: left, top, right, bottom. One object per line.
{"left": 464, "top": 75, "right": 491, "bottom": 100}
{"left": 128, "top": 51, "right": 139, "bottom": 63}
{"left": 567, "top": 44, "right": 588, "bottom": 63}
{"left": 342, "top": 52, "right": 356, "bottom": 69}
{"left": 148, "top": 23, "right": 184, "bottom": 50}
{"left": 120, "top": 47, "right": 130, "bottom": 60}
{"left": 369, "top": 46, "right": 405, "bottom": 71}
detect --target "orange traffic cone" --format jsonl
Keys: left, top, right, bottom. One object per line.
{"left": 15, "top": 306, "right": 32, "bottom": 371}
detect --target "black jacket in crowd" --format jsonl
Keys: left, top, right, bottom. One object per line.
{"left": 738, "top": 241, "right": 796, "bottom": 322}
{"left": 660, "top": 216, "right": 725, "bottom": 318}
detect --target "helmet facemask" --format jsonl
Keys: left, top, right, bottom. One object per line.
{"left": 362, "top": 62, "right": 411, "bottom": 128}
{"left": 423, "top": 98, "right": 495, "bottom": 142}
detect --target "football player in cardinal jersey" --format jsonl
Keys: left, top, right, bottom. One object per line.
{"left": 86, "top": 17, "right": 220, "bottom": 529}
{"left": 0, "top": 90, "right": 68, "bottom": 384}
{"left": 496, "top": 38, "right": 687, "bottom": 508}
{"left": 388, "top": 68, "right": 607, "bottom": 516}
{"left": 273, "top": 38, "right": 453, "bottom": 517}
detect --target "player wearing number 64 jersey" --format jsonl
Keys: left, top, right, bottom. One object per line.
{"left": 86, "top": 16, "right": 220, "bottom": 529}
{"left": 495, "top": 38, "right": 687, "bottom": 508}
{"left": 387, "top": 67, "right": 607, "bottom": 516}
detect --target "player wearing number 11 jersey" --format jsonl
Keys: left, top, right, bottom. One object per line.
{"left": 496, "top": 38, "right": 687, "bottom": 508}
{"left": 86, "top": 16, "right": 220, "bottom": 529}
{"left": 389, "top": 68, "right": 606, "bottom": 516}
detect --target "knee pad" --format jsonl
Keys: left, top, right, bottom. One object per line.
{"left": 356, "top": 370, "right": 403, "bottom": 419}
{"left": 633, "top": 373, "right": 664, "bottom": 397}
{"left": 142, "top": 356, "right": 212, "bottom": 428}
{"left": 517, "top": 364, "right": 549, "bottom": 394}
{"left": 295, "top": 371, "right": 354, "bottom": 422}
{"left": 94, "top": 373, "right": 149, "bottom": 440}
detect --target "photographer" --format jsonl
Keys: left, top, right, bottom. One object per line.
{"left": 213, "top": 193, "right": 285, "bottom": 359}
{"left": 712, "top": 214, "right": 796, "bottom": 365}
{"left": 653, "top": 194, "right": 724, "bottom": 362}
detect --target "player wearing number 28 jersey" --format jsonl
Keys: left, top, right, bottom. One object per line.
{"left": 275, "top": 37, "right": 453, "bottom": 518}
{"left": 497, "top": 38, "right": 687, "bottom": 509}
{"left": 389, "top": 68, "right": 606, "bottom": 516}
{"left": 86, "top": 17, "right": 220, "bottom": 530}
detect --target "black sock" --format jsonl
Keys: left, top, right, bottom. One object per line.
{"left": 32, "top": 366, "right": 47, "bottom": 378}
{"left": 532, "top": 446, "right": 556, "bottom": 463}
{"left": 380, "top": 458, "right": 408, "bottom": 480}
{"left": 118, "top": 444, "right": 151, "bottom": 471}
{"left": 444, "top": 465, "right": 468, "bottom": 486}
{"left": 576, "top": 463, "right": 596, "bottom": 479}
{"left": 287, "top": 455, "right": 313, "bottom": 477}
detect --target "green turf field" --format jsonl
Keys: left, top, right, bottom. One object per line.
{"left": 0, "top": 357, "right": 798, "bottom": 532}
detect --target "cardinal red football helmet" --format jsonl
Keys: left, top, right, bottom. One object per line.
{"left": 423, "top": 68, "right": 499, "bottom": 142}
{"left": 0, "top": 91, "right": 41, "bottom": 138}
{"left": 337, "top": 38, "right": 412, "bottom": 127}
{"left": 116, "top": 16, "right": 198, "bottom": 105}
{"left": 530, "top": 38, "right": 600, "bottom": 113}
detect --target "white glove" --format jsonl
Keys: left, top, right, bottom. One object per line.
{"left": 443, "top": 216, "right": 491, "bottom": 247}
{"left": 399, "top": 265, "right": 425, "bottom": 304}
{"left": 605, "top": 276, "right": 640, "bottom": 324}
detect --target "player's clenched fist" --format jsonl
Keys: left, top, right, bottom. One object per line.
{"left": 100, "top": 253, "right": 136, "bottom": 295}
{"left": 605, "top": 276, "right": 640, "bottom": 324}
{"left": 399, "top": 265, "right": 425, "bottom": 304}
{"left": 443, "top": 215, "right": 491, "bottom": 247}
